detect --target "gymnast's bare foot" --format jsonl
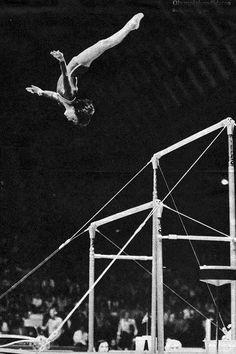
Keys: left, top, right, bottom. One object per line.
{"left": 126, "top": 13, "right": 144, "bottom": 31}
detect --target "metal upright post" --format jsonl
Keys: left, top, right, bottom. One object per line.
{"left": 156, "top": 200, "right": 164, "bottom": 354}
{"left": 151, "top": 155, "right": 164, "bottom": 354}
{"left": 227, "top": 119, "right": 236, "bottom": 339}
{"left": 151, "top": 156, "right": 158, "bottom": 353}
{"left": 88, "top": 224, "right": 96, "bottom": 352}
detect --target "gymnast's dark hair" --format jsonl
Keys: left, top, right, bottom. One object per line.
{"left": 73, "top": 98, "right": 95, "bottom": 127}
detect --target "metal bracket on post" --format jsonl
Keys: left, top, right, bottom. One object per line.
{"left": 151, "top": 154, "right": 160, "bottom": 171}
{"left": 157, "top": 200, "right": 164, "bottom": 219}
{"left": 225, "top": 117, "right": 235, "bottom": 135}
{"left": 151, "top": 154, "right": 160, "bottom": 200}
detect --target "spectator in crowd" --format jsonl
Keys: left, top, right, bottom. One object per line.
{"left": 73, "top": 325, "right": 88, "bottom": 351}
{"left": 56, "top": 294, "right": 68, "bottom": 314}
{"left": 165, "top": 338, "right": 182, "bottom": 351}
{"left": 117, "top": 310, "right": 138, "bottom": 350}
{"left": 44, "top": 295, "right": 56, "bottom": 311}
{"left": 0, "top": 261, "right": 228, "bottom": 349}
{"left": 98, "top": 318, "right": 114, "bottom": 345}
{"left": 95, "top": 339, "right": 109, "bottom": 352}
{"left": 57, "top": 315, "right": 73, "bottom": 346}
{"left": 31, "top": 292, "right": 43, "bottom": 313}
{"left": 109, "top": 338, "right": 118, "bottom": 350}
{"left": 0, "top": 315, "right": 9, "bottom": 334}
{"left": 10, "top": 313, "right": 24, "bottom": 335}
{"left": 41, "top": 307, "right": 63, "bottom": 344}
{"left": 71, "top": 309, "right": 88, "bottom": 335}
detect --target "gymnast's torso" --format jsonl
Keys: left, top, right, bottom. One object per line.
{"left": 56, "top": 64, "right": 89, "bottom": 100}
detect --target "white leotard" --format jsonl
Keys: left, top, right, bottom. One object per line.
{"left": 57, "top": 93, "right": 76, "bottom": 106}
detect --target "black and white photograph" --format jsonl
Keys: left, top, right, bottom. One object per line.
{"left": 0, "top": 1, "right": 236, "bottom": 353}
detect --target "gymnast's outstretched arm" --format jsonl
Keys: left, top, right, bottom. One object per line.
{"left": 26, "top": 85, "right": 58, "bottom": 101}
{"left": 50, "top": 50, "right": 74, "bottom": 98}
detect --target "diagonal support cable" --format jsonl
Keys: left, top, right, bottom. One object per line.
{"left": 0, "top": 161, "right": 151, "bottom": 300}
{"left": 43, "top": 209, "right": 154, "bottom": 349}
{"left": 164, "top": 204, "right": 229, "bottom": 238}
{"left": 161, "top": 125, "right": 226, "bottom": 203}
{"left": 96, "top": 228, "right": 224, "bottom": 333}
{"left": 159, "top": 164, "right": 227, "bottom": 329}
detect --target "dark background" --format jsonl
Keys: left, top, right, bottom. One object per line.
{"left": 0, "top": 0, "right": 235, "bottom": 288}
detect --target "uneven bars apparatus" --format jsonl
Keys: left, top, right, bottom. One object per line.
{"left": 152, "top": 117, "right": 235, "bottom": 354}
{"left": 87, "top": 117, "right": 235, "bottom": 353}
{"left": 88, "top": 202, "right": 153, "bottom": 352}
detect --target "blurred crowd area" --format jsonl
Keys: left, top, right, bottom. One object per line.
{"left": 0, "top": 259, "right": 231, "bottom": 349}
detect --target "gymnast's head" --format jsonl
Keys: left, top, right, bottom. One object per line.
{"left": 64, "top": 99, "right": 95, "bottom": 127}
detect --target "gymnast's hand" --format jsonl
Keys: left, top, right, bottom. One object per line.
{"left": 50, "top": 50, "right": 64, "bottom": 62}
{"left": 26, "top": 85, "right": 43, "bottom": 96}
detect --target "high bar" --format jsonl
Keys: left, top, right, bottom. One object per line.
{"left": 94, "top": 254, "right": 153, "bottom": 261}
{"left": 153, "top": 118, "right": 234, "bottom": 159}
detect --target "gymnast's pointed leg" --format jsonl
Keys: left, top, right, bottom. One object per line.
{"left": 67, "top": 13, "right": 144, "bottom": 74}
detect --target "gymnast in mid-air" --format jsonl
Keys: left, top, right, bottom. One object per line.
{"left": 26, "top": 13, "right": 144, "bottom": 127}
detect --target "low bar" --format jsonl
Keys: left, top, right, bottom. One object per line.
{"left": 94, "top": 254, "right": 152, "bottom": 261}
{"left": 91, "top": 201, "right": 153, "bottom": 227}
{"left": 162, "top": 234, "right": 231, "bottom": 242}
